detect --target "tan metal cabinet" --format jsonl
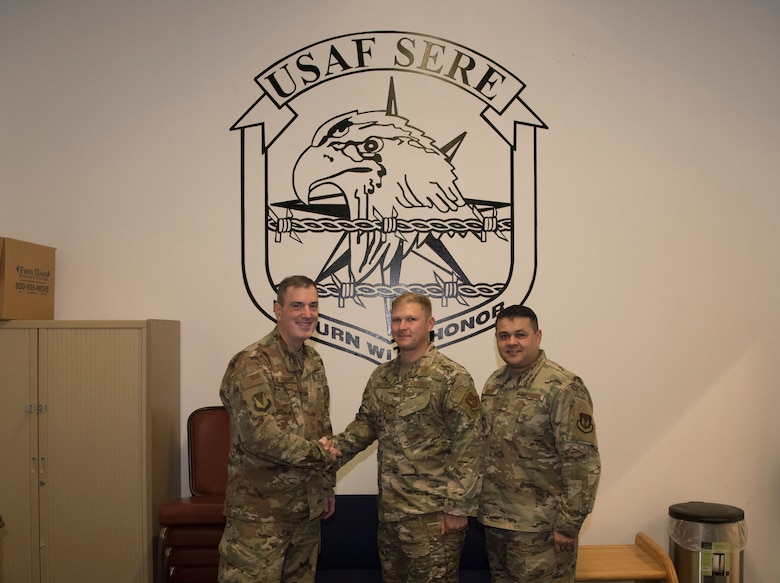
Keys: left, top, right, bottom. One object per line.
{"left": 0, "top": 320, "right": 180, "bottom": 583}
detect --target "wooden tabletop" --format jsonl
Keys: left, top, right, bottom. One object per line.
{"left": 575, "top": 532, "right": 678, "bottom": 582}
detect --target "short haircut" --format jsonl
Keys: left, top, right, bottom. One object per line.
{"left": 391, "top": 292, "right": 432, "bottom": 319}
{"left": 495, "top": 304, "right": 539, "bottom": 332}
{"left": 275, "top": 275, "right": 317, "bottom": 305}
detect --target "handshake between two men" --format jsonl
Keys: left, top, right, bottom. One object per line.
{"left": 318, "top": 436, "right": 342, "bottom": 467}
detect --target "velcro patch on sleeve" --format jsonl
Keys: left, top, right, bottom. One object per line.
{"left": 251, "top": 391, "right": 273, "bottom": 413}
{"left": 452, "top": 384, "right": 481, "bottom": 420}
{"left": 571, "top": 398, "right": 598, "bottom": 445}
{"left": 239, "top": 371, "right": 273, "bottom": 415}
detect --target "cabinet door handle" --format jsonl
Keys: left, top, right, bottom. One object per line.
{"left": 39, "top": 456, "right": 46, "bottom": 486}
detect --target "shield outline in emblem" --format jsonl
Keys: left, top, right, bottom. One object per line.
{"left": 231, "top": 31, "right": 547, "bottom": 364}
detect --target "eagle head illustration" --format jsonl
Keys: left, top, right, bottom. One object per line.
{"left": 293, "top": 95, "right": 479, "bottom": 288}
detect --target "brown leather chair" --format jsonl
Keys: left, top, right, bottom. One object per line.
{"left": 158, "top": 406, "right": 229, "bottom": 583}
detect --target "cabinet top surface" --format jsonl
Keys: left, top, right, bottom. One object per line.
{"left": 0, "top": 319, "right": 179, "bottom": 329}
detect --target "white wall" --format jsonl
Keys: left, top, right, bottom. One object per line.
{"left": 2, "top": 1, "right": 778, "bottom": 580}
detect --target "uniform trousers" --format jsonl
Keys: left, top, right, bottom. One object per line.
{"left": 218, "top": 515, "right": 321, "bottom": 583}
{"left": 484, "top": 526, "right": 577, "bottom": 583}
{"left": 378, "top": 512, "right": 467, "bottom": 583}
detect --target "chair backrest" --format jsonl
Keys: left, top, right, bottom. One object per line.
{"left": 187, "top": 406, "right": 230, "bottom": 496}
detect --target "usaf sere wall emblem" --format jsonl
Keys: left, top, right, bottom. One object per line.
{"left": 232, "top": 31, "right": 546, "bottom": 364}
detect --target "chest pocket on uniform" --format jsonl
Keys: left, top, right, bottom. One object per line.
{"left": 282, "top": 379, "right": 306, "bottom": 431}
{"left": 277, "top": 377, "right": 305, "bottom": 430}
{"left": 395, "top": 392, "right": 431, "bottom": 451}
{"left": 489, "top": 391, "right": 547, "bottom": 441}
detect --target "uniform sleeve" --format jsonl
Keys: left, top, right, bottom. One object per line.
{"left": 220, "top": 356, "right": 331, "bottom": 469}
{"left": 330, "top": 380, "right": 378, "bottom": 466}
{"left": 443, "top": 372, "right": 485, "bottom": 516}
{"left": 321, "top": 377, "right": 337, "bottom": 494}
{"left": 551, "top": 379, "right": 601, "bottom": 537}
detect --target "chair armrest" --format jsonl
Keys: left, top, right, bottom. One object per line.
{"left": 635, "top": 531, "right": 679, "bottom": 583}
{"left": 158, "top": 495, "right": 226, "bottom": 525}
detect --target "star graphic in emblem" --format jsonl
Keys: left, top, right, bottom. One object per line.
{"left": 275, "top": 78, "right": 508, "bottom": 310}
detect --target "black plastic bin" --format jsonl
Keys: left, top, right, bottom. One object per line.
{"left": 667, "top": 502, "right": 747, "bottom": 583}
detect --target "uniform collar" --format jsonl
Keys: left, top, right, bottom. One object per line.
{"left": 270, "top": 327, "right": 308, "bottom": 371}
{"left": 497, "top": 349, "right": 547, "bottom": 385}
{"left": 388, "top": 343, "right": 438, "bottom": 380}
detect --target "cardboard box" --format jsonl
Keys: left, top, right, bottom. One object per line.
{"left": 0, "top": 237, "right": 56, "bottom": 319}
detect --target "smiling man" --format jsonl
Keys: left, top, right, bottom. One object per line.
{"left": 326, "top": 292, "right": 484, "bottom": 583}
{"left": 218, "top": 275, "right": 341, "bottom": 583}
{"left": 479, "top": 305, "right": 601, "bottom": 583}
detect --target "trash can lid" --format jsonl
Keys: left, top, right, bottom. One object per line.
{"left": 669, "top": 501, "right": 744, "bottom": 523}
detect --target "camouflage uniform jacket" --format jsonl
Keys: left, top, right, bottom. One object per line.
{"left": 478, "top": 351, "right": 600, "bottom": 538}
{"left": 219, "top": 328, "right": 335, "bottom": 523}
{"left": 332, "top": 344, "right": 484, "bottom": 523}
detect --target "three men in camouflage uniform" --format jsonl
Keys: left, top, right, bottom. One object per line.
{"left": 326, "top": 292, "right": 484, "bottom": 583}
{"left": 218, "top": 276, "right": 341, "bottom": 583}
{"left": 479, "top": 305, "right": 601, "bottom": 582}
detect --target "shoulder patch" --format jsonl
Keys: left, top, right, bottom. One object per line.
{"left": 240, "top": 370, "right": 265, "bottom": 390}
{"left": 465, "top": 392, "right": 480, "bottom": 413}
{"left": 251, "top": 391, "right": 272, "bottom": 413}
{"left": 571, "top": 398, "right": 597, "bottom": 445}
{"left": 453, "top": 385, "right": 481, "bottom": 420}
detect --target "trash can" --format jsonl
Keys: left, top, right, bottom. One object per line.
{"left": 668, "top": 501, "right": 747, "bottom": 583}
